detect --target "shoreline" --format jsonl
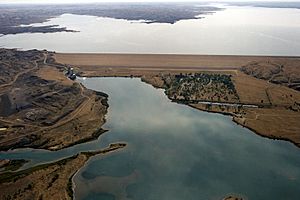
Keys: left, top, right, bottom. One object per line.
{"left": 140, "top": 76, "right": 300, "bottom": 148}
{"left": 0, "top": 49, "right": 110, "bottom": 152}
{"left": 189, "top": 104, "right": 300, "bottom": 149}
{"left": 21, "top": 50, "right": 300, "bottom": 150}
{"left": 70, "top": 143, "right": 127, "bottom": 200}
{"left": 1, "top": 48, "right": 300, "bottom": 199}
{"left": 0, "top": 143, "right": 127, "bottom": 200}
{"left": 79, "top": 74, "right": 300, "bottom": 149}
{"left": 88, "top": 74, "right": 300, "bottom": 149}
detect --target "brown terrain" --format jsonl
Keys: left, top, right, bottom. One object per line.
{"left": 241, "top": 59, "right": 300, "bottom": 91}
{"left": 0, "top": 49, "right": 109, "bottom": 151}
{"left": 0, "top": 49, "right": 122, "bottom": 200}
{"left": 0, "top": 49, "right": 299, "bottom": 200}
{"left": 0, "top": 143, "right": 126, "bottom": 200}
{"left": 55, "top": 53, "right": 300, "bottom": 147}
{"left": 55, "top": 53, "right": 269, "bottom": 77}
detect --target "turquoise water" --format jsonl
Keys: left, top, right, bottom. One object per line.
{"left": 1, "top": 77, "right": 300, "bottom": 200}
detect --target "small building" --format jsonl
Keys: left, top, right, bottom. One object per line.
{"left": 65, "top": 66, "right": 76, "bottom": 80}
{"left": 69, "top": 73, "right": 76, "bottom": 80}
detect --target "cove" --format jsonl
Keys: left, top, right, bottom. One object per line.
{"left": 1, "top": 77, "right": 300, "bottom": 200}
{"left": 74, "top": 78, "right": 300, "bottom": 200}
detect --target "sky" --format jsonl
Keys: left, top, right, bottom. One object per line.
{"left": 1, "top": 0, "right": 300, "bottom": 4}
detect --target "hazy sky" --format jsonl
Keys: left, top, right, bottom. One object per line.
{"left": 1, "top": 0, "right": 300, "bottom": 4}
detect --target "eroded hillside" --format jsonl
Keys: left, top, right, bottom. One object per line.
{"left": 0, "top": 49, "right": 108, "bottom": 151}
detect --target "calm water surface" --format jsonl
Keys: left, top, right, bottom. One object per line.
{"left": 74, "top": 78, "right": 300, "bottom": 200}
{"left": 1, "top": 6, "right": 300, "bottom": 56}
{"left": 0, "top": 78, "right": 300, "bottom": 199}
{"left": 0, "top": 4, "right": 300, "bottom": 199}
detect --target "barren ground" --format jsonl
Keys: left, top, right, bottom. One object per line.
{"left": 0, "top": 49, "right": 109, "bottom": 151}
{"left": 241, "top": 58, "right": 300, "bottom": 91}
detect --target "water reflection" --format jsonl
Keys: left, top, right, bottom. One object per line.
{"left": 73, "top": 78, "right": 300, "bottom": 200}
{"left": 1, "top": 6, "right": 300, "bottom": 56}
{"left": 1, "top": 77, "right": 300, "bottom": 199}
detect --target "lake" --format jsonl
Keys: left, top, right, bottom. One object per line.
{"left": 72, "top": 78, "right": 300, "bottom": 200}
{"left": 1, "top": 5, "right": 300, "bottom": 56}
{"left": 1, "top": 77, "right": 300, "bottom": 199}
{"left": 1, "top": 4, "right": 300, "bottom": 199}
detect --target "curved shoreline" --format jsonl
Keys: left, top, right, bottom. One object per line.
{"left": 0, "top": 49, "right": 110, "bottom": 152}
{"left": 1, "top": 75, "right": 299, "bottom": 199}
{"left": 71, "top": 143, "right": 127, "bottom": 200}
{"left": 0, "top": 143, "right": 127, "bottom": 200}
{"left": 189, "top": 104, "right": 300, "bottom": 148}
{"left": 1, "top": 48, "right": 300, "bottom": 199}
{"left": 83, "top": 75, "right": 300, "bottom": 148}
{"left": 143, "top": 75, "right": 300, "bottom": 148}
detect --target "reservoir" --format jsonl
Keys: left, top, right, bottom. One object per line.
{"left": 1, "top": 5, "right": 300, "bottom": 56}
{"left": 1, "top": 78, "right": 300, "bottom": 199}
{"left": 1, "top": 2, "right": 300, "bottom": 199}
{"left": 73, "top": 78, "right": 300, "bottom": 200}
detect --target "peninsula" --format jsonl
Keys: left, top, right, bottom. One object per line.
{"left": 0, "top": 48, "right": 300, "bottom": 200}
{"left": 56, "top": 52, "right": 300, "bottom": 147}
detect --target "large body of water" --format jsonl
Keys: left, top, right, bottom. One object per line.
{"left": 1, "top": 4, "right": 300, "bottom": 200}
{"left": 1, "top": 78, "right": 300, "bottom": 200}
{"left": 74, "top": 78, "right": 300, "bottom": 200}
{"left": 1, "top": 5, "right": 300, "bottom": 56}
